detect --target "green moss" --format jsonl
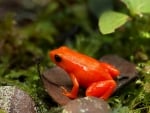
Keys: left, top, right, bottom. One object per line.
{"left": 0, "top": 109, "right": 7, "bottom": 113}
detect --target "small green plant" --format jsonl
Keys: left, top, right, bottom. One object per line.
{"left": 97, "top": 0, "right": 150, "bottom": 60}
{"left": 99, "top": 0, "right": 150, "bottom": 34}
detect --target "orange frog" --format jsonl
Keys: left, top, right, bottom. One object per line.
{"left": 49, "top": 46, "right": 120, "bottom": 100}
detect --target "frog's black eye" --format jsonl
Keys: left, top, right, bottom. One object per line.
{"left": 54, "top": 54, "right": 62, "bottom": 62}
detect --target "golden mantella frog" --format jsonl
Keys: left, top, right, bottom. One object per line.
{"left": 49, "top": 46, "right": 120, "bottom": 100}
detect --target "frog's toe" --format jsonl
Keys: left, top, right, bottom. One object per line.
{"left": 61, "top": 86, "right": 68, "bottom": 93}
{"left": 63, "top": 92, "right": 77, "bottom": 99}
{"left": 61, "top": 86, "right": 77, "bottom": 99}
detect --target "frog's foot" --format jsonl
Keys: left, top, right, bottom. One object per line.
{"left": 86, "top": 80, "right": 117, "bottom": 100}
{"left": 61, "top": 86, "right": 77, "bottom": 99}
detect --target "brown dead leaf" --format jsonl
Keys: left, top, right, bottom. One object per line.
{"left": 42, "top": 67, "right": 72, "bottom": 105}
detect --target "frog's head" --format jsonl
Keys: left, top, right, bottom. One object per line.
{"left": 49, "top": 46, "right": 76, "bottom": 72}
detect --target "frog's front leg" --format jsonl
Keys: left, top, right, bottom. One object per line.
{"left": 62, "top": 73, "right": 79, "bottom": 99}
{"left": 86, "top": 80, "right": 116, "bottom": 100}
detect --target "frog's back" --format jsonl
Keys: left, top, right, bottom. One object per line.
{"left": 72, "top": 64, "right": 113, "bottom": 88}
{"left": 58, "top": 46, "right": 100, "bottom": 67}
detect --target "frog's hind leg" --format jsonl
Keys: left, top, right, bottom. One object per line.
{"left": 86, "top": 80, "right": 116, "bottom": 100}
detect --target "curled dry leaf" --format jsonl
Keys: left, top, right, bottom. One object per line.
{"left": 42, "top": 66, "right": 72, "bottom": 105}
{"left": 42, "top": 55, "right": 138, "bottom": 105}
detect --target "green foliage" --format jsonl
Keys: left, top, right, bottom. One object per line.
{"left": 88, "top": 0, "right": 113, "bottom": 17}
{"left": 109, "top": 61, "right": 150, "bottom": 113}
{"left": 97, "top": 0, "right": 150, "bottom": 60}
{"left": 0, "top": 109, "right": 6, "bottom": 113}
{"left": 66, "top": 33, "right": 102, "bottom": 57}
{"left": 0, "top": 110, "right": 6, "bottom": 113}
{"left": 99, "top": 11, "right": 129, "bottom": 34}
{"left": 99, "top": 0, "right": 150, "bottom": 34}
{"left": 122, "top": 0, "right": 150, "bottom": 15}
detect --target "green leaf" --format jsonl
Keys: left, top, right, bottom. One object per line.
{"left": 99, "top": 11, "right": 129, "bottom": 34}
{"left": 122, "top": 0, "right": 150, "bottom": 15}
